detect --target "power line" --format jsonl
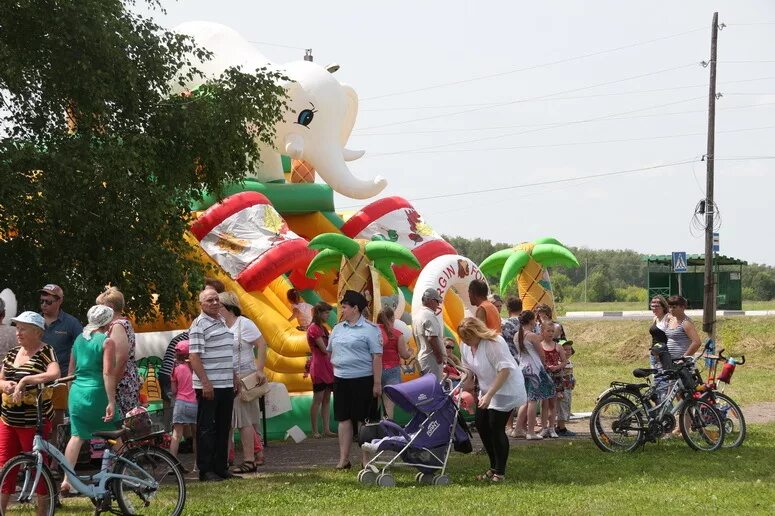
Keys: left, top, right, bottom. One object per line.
{"left": 355, "top": 100, "right": 775, "bottom": 136}
{"left": 247, "top": 40, "right": 306, "bottom": 51}
{"left": 356, "top": 63, "right": 699, "bottom": 131}
{"left": 360, "top": 27, "right": 707, "bottom": 101}
{"left": 339, "top": 157, "right": 701, "bottom": 210}
{"left": 358, "top": 75, "right": 775, "bottom": 113}
{"left": 364, "top": 124, "right": 775, "bottom": 156}
{"left": 368, "top": 95, "right": 706, "bottom": 156}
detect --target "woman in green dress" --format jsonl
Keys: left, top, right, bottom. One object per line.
{"left": 60, "top": 305, "right": 119, "bottom": 495}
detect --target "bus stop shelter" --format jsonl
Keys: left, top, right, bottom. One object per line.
{"left": 642, "top": 254, "right": 746, "bottom": 310}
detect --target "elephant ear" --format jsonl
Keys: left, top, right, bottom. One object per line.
{"left": 340, "top": 84, "right": 358, "bottom": 146}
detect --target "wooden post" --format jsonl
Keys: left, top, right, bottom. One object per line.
{"left": 703, "top": 12, "right": 719, "bottom": 335}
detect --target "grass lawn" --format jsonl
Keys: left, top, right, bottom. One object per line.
{"left": 56, "top": 424, "right": 775, "bottom": 515}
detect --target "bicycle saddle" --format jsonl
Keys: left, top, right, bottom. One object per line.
{"left": 632, "top": 368, "right": 658, "bottom": 378}
{"left": 92, "top": 427, "right": 128, "bottom": 440}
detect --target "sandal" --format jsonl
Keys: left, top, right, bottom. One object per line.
{"left": 59, "top": 485, "right": 78, "bottom": 498}
{"left": 312, "top": 432, "right": 322, "bottom": 439}
{"left": 254, "top": 453, "right": 265, "bottom": 466}
{"left": 475, "top": 469, "right": 495, "bottom": 481}
{"left": 231, "top": 461, "right": 257, "bottom": 474}
{"left": 490, "top": 474, "right": 505, "bottom": 483}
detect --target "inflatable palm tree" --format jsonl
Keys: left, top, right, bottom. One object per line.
{"left": 480, "top": 237, "right": 579, "bottom": 311}
{"left": 306, "top": 233, "right": 420, "bottom": 321}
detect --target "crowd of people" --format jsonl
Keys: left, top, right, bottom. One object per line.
{"left": 0, "top": 278, "right": 599, "bottom": 490}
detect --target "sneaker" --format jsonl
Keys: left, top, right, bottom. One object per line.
{"left": 548, "top": 428, "right": 559, "bottom": 439}
{"left": 556, "top": 428, "right": 577, "bottom": 437}
{"left": 525, "top": 433, "right": 543, "bottom": 440}
{"left": 539, "top": 428, "right": 550, "bottom": 438}
{"left": 513, "top": 431, "right": 526, "bottom": 439}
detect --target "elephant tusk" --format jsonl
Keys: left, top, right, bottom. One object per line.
{"left": 284, "top": 134, "right": 304, "bottom": 159}
{"left": 342, "top": 148, "right": 365, "bottom": 162}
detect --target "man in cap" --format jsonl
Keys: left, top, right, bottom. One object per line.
{"left": 412, "top": 288, "right": 445, "bottom": 380}
{"left": 39, "top": 284, "right": 82, "bottom": 434}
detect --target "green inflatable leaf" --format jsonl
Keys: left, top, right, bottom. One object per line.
{"left": 499, "top": 250, "right": 530, "bottom": 294}
{"left": 306, "top": 249, "right": 343, "bottom": 277}
{"left": 365, "top": 241, "right": 420, "bottom": 269}
{"left": 532, "top": 243, "right": 580, "bottom": 268}
{"left": 480, "top": 248, "right": 514, "bottom": 277}
{"left": 308, "top": 233, "right": 359, "bottom": 258}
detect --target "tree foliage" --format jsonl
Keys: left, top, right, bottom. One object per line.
{"left": 0, "top": 0, "right": 288, "bottom": 320}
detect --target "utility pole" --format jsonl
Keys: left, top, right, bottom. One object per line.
{"left": 702, "top": 12, "right": 719, "bottom": 336}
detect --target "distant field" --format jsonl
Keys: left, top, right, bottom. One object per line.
{"left": 564, "top": 316, "right": 775, "bottom": 411}
{"left": 556, "top": 300, "right": 775, "bottom": 315}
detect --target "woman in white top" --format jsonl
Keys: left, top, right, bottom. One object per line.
{"left": 458, "top": 317, "right": 525, "bottom": 483}
{"left": 219, "top": 292, "right": 268, "bottom": 473}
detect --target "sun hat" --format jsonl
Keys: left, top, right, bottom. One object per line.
{"left": 175, "top": 340, "right": 190, "bottom": 354}
{"left": 11, "top": 311, "right": 45, "bottom": 330}
{"left": 83, "top": 305, "right": 114, "bottom": 338}
{"left": 421, "top": 288, "right": 443, "bottom": 303}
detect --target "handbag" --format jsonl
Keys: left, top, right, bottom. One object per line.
{"left": 235, "top": 319, "right": 268, "bottom": 402}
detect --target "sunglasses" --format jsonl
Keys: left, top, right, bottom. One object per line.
{"left": 40, "top": 298, "right": 59, "bottom": 306}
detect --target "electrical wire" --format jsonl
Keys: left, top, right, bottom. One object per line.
{"left": 355, "top": 100, "right": 775, "bottom": 136}
{"left": 363, "top": 124, "right": 775, "bottom": 156}
{"left": 247, "top": 40, "right": 306, "bottom": 51}
{"left": 367, "top": 95, "right": 706, "bottom": 157}
{"left": 690, "top": 199, "right": 721, "bottom": 237}
{"left": 361, "top": 26, "right": 707, "bottom": 101}
{"left": 356, "top": 63, "right": 699, "bottom": 131}
{"left": 338, "top": 157, "right": 701, "bottom": 210}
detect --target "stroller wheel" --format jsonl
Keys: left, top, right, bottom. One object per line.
{"left": 376, "top": 473, "right": 396, "bottom": 487}
{"left": 358, "top": 469, "right": 377, "bottom": 486}
{"left": 432, "top": 474, "right": 450, "bottom": 486}
{"left": 414, "top": 472, "right": 434, "bottom": 485}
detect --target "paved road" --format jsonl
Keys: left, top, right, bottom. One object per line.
{"left": 561, "top": 309, "right": 775, "bottom": 320}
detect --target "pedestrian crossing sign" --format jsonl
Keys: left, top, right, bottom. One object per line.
{"left": 672, "top": 251, "right": 687, "bottom": 273}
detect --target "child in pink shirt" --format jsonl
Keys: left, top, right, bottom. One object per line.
{"left": 169, "top": 341, "right": 196, "bottom": 467}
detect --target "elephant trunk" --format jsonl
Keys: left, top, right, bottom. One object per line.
{"left": 313, "top": 146, "right": 387, "bottom": 200}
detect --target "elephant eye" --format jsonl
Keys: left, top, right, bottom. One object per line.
{"left": 297, "top": 109, "right": 315, "bottom": 127}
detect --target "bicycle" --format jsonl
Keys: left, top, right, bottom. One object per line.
{"left": 590, "top": 357, "right": 726, "bottom": 452}
{"left": 0, "top": 376, "right": 186, "bottom": 515}
{"left": 697, "top": 347, "right": 747, "bottom": 448}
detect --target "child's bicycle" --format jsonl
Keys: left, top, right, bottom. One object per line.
{"left": 0, "top": 376, "right": 185, "bottom": 516}
{"left": 590, "top": 356, "right": 726, "bottom": 452}
{"left": 697, "top": 346, "right": 747, "bottom": 448}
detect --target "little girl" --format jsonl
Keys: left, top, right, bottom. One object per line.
{"left": 287, "top": 289, "right": 313, "bottom": 330}
{"left": 169, "top": 341, "right": 196, "bottom": 469}
{"left": 538, "top": 322, "right": 566, "bottom": 439}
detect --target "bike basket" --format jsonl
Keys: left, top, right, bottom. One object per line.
{"left": 121, "top": 407, "right": 167, "bottom": 440}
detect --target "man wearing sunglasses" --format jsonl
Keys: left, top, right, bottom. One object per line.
{"left": 39, "top": 284, "right": 83, "bottom": 432}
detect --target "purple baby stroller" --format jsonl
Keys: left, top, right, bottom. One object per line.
{"left": 359, "top": 373, "right": 472, "bottom": 486}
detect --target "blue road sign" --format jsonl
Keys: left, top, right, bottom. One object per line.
{"left": 713, "top": 232, "right": 720, "bottom": 253}
{"left": 672, "top": 251, "right": 687, "bottom": 273}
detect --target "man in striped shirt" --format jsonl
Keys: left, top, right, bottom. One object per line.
{"left": 189, "top": 288, "right": 240, "bottom": 481}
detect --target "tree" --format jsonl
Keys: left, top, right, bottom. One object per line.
{"left": 0, "top": 1, "right": 287, "bottom": 320}
{"left": 586, "top": 268, "right": 615, "bottom": 302}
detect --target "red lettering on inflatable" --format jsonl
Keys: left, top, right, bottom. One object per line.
{"left": 438, "top": 276, "right": 447, "bottom": 289}
{"left": 444, "top": 265, "right": 455, "bottom": 279}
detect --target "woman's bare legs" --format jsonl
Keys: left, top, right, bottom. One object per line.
{"left": 321, "top": 390, "right": 335, "bottom": 436}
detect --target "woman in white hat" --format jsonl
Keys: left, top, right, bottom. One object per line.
{"left": 0, "top": 311, "right": 60, "bottom": 509}
{"left": 60, "top": 305, "right": 120, "bottom": 496}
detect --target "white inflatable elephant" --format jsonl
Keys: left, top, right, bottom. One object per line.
{"left": 174, "top": 21, "right": 387, "bottom": 200}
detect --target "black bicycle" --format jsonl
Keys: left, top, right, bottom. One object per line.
{"left": 590, "top": 357, "right": 726, "bottom": 452}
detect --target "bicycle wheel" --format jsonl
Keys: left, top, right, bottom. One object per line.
{"left": 714, "top": 392, "right": 746, "bottom": 448}
{"left": 113, "top": 446, "right": 186, "bottom": 516}
{"left": 679, "top": 399, "right": 725, "bottom": 451}
{"left": 590, "top": 396, "right": 645, "bottom": 452}
{"left": 0, "top": 455, "right": 55, "bottom": 516}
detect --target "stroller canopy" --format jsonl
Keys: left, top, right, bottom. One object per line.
{"left": 384, "top": 373, "right": 450, "bottom": 414}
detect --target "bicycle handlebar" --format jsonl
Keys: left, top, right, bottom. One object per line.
{"left": 704, "top": 348, "right": 746, "bottom": 365}
{"left": 22, "top": 375, "right": 76, "bottom": 392}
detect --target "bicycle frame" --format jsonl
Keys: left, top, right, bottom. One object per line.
{"left": 21, "top": 435, "right": 159, "bottom": 502}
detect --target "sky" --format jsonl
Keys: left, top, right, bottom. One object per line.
{"left": 139, "top": 1, "right": 775, "bottom": 266}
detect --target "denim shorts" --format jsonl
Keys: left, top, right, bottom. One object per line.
{"left": 172, "top": 399, "right": 197, "bottom": 425}
{"left": 381, "top": 366, "right": 402, "bottom": 387}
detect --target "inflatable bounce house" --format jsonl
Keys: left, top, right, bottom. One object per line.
{"left": 131, "top": 22, "right": 578, "bottom": 439}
